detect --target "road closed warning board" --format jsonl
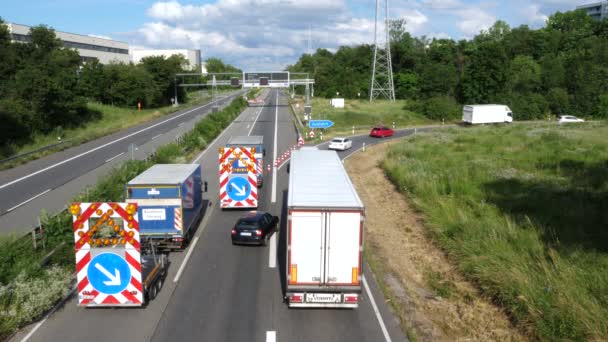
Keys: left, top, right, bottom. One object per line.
{"left": 71, "top": 202, "right": 143, "bottom": 307}
{"left": 218, "top": 147, "right": 258, "bottom": 208}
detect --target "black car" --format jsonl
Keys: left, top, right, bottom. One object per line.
{"left": 231, "top": 211, "right": 279, "bottom": 245}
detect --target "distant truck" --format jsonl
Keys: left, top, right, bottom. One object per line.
{"left": 226, "top": 136, "right": 265, "bottom": 187}
{"left": 125, "top": 164, "right": 205, "bottom": 249}
{"left": 462, "top": 105, "right": 513, "bottom": 124}
{"left": 285, "top": 147, "right": 364, "bottom": 308}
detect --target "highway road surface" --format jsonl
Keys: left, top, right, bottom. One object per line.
{"left": 0, "top": 91, "right": 245, "bottom": 235}
{"left": 11, "top": 89, "right": 408, "bottom": 342}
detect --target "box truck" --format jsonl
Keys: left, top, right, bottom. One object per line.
{"left": 126, "top": 164, "right": 204, "bottom": 249}
{"left": 462, "top": 104, "right": 513, "bottom": 124}
{"left": 286, "top": 147, "right": 364, "bottom": 308}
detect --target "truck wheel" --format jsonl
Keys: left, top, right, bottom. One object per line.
{"left": 156, "top": 278, "right": 163, "bottom": 293}
{"left": 150, "top": 282, "right": 158, "bottom": 300}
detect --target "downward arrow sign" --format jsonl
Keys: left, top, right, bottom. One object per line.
{"left": 230, "top": 183, "right": 247, "bottom": 196}
{"left": 95, "top": 263, "right": 121, "bottom": 286}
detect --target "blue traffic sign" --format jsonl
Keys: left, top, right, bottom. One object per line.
{"left": 88, "top": 252, "right": 131, "bottom": 295}
{"left": 308, "top": 120, "right": 334, "bottom": 129}
{"left": 227, "top": 176, "right": 251, "bottom": 202}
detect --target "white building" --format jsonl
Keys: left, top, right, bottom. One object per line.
{"left": 130, "top": 49, "right": 204, "bottom": 73}
{"left": 7, "top": 23, "right": 129, "bottom": 64}
{"left": 577, "top": 1, "right": 608, "bottom": 21}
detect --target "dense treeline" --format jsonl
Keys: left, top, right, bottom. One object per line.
{"left": 0, "top": 19, "right": 240, "bottom": 156}
{"left": 288, "top": 10, "right": 608, "bottom": 120}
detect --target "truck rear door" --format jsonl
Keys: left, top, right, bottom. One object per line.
{"left": 325, "top": 212, "right": 362, "bottom": 285}
{"left": 289, "top": 211, "right": 324, "bottom": 285}
{"left": 126, "top": 186, "right": 182, "bottom": 235}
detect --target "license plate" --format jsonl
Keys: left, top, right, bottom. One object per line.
{"left": 306, "top": 293, "right": 341, "bottom": 303}
{"left": 240, "top": 232, "right": 252, "bottom": 236}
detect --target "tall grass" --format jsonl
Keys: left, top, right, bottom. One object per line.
{"left": 382, "top": 122, "right": 608, "bottom": 340}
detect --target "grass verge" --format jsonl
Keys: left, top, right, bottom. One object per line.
{"left": 0, "top": 92, "right": 251, "bottom": 340}
{"left": 381, "top": 121, "right": 608, "bottom": 340}
{"left": 290, "top": 96, "right": 432, "bottom": 140}
{"left": 0, "top": 89, "right": 233, "bottom": 169}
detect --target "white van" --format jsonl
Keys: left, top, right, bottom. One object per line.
{"left": 462, "top": 105, "right": 513, "bottom": 124}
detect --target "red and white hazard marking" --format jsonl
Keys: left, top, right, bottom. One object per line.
{"left": 174, "top": 207, "right": 182, "bottom": 232}
{"left": 219, "top": 147, "right": 258, "bottom": 208}
{"left": 71, "top": 202, "right": 143, "bottom": 307}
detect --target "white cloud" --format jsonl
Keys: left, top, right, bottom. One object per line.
{"left": 393, "top": 9, "right": 429, "bottom": 35}
{"left": 456, "top": 7, "right": 496, "bottom": 37}
{"left": 420, "top": 0, "right": 462, "bottom": 10}
{"left": 521, "top": 4, "right": 549, "bottom": 25}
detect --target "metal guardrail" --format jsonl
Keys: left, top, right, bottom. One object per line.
{"left": 0, "top": 139, "right": 70, "bottom": 165}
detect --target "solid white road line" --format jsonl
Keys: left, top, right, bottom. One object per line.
{"left": 7, "top": 189, "right": 51, "bottom": 212}
{"left": 268, "top": 233, "right": 277, "bottom": 268}
{"left": 20, "top": 286, "right": 77, "bottom": 342}
{"left": 271, "top": 91, "right": 278, "bottom": 203}
{"left": 247, "top": 108, "right": 263, "bottom": 136}
{"left": 0, "top": 96, "right": 231, "bottom": 191}
{"left": 173, "top": 236, "right": 200, "bottom": 283}
{"left": 362, "top": 276, "right": 392, "bottom": 342}
{"left": 266, "top": 331, "right": 276, "bottom": 342}
{"left": 104, "top": 152, "right": 124, "bottom": 163}
{"left": 151, "top": 133, "right": 163, "bottom": 141}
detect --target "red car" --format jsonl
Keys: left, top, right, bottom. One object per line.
{"left": 369, "top": 126, "right": 394, "bottom": 138}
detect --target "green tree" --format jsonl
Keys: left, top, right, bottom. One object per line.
{"left": 458, "top": 41, "right": 508, "bottom": 103}
{"left": 506, "top": 55, "right": 541, "bottom": 94}
{"left": 546, "top": 87, "right": 570, "bottom": 115}
{"left": 140, "top": 55, "right": 188, "bottom": 106}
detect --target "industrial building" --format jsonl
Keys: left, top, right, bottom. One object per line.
{"left": 130, "top": 49, "right": 205, "bottom": 73}
{"left": 577, "top": 1, "right": 608, "bottom": 21}
{"left": 7, "top": 23, "right": 129, "bottom": 64}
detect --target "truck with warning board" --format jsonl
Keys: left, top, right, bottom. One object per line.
{"left": 226, "top": 136, "right": 265, "bottom": 187}
{"left": 219, "top": 146, "right": 258, "bottom": 209}
{"left": 125, "top": 164, "right": 205, "bottom": 249}
{"left": 285, "top": 147, "right": 365, "bottom": 308}
{"left": 70, "top": 202, "right": 168, "bottom": 307}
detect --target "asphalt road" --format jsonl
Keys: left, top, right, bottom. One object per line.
{"left": 0, "top": 91, "right": 245, "bottom": 235}
{"left": 11, "top": 89, "right": 407, "bottom": 342}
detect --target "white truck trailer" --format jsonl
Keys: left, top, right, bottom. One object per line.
{"left": 462, "top": 104, "right": 513, "bottom": 124}
{"left": 286, "top": 147, "right": 364, "bottom": 308}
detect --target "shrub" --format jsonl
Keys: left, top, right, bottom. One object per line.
{"left": 422, "top": 96, "right": 461, "bottom": 121}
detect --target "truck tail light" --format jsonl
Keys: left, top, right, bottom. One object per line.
{"left": 290, "top": 265, "right": 297, "bottom": 284}
{"left": 352, "top": 267, "right": 359, "bottom": 284}
{"left": 231, "top": 228, "right": 237, "bottom": 235}
{"left": 344, "top": 294, "right": 358, "bottom": 304}
{"left": 255, "top": 229, "right": 262, "bottom": 236}
{"left": 290, "top": 294, "right": 303, "bottom": 303}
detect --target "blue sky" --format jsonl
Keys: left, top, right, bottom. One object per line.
{"left": 1, "top": 0, "right": 592, "bottom": 69}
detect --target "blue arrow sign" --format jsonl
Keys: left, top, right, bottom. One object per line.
{"left": 308, "top": 120, "right": 334, "bottom": 129}
{"left": 88, "top": 252, "right": 131, "bottom": 295}
{"left": 227, "top": 176, "right": 251, "bottom": 202}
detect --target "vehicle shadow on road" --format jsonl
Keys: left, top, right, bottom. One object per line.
{"left": 277, "top": 189, "right": 289, "bottom": 299}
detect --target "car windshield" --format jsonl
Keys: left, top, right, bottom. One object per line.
{"left": 331, "top": 139, "right": 343, "bottom": 143}
{"left": 236, "top": 220, "right": 258, "bottom": 229}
